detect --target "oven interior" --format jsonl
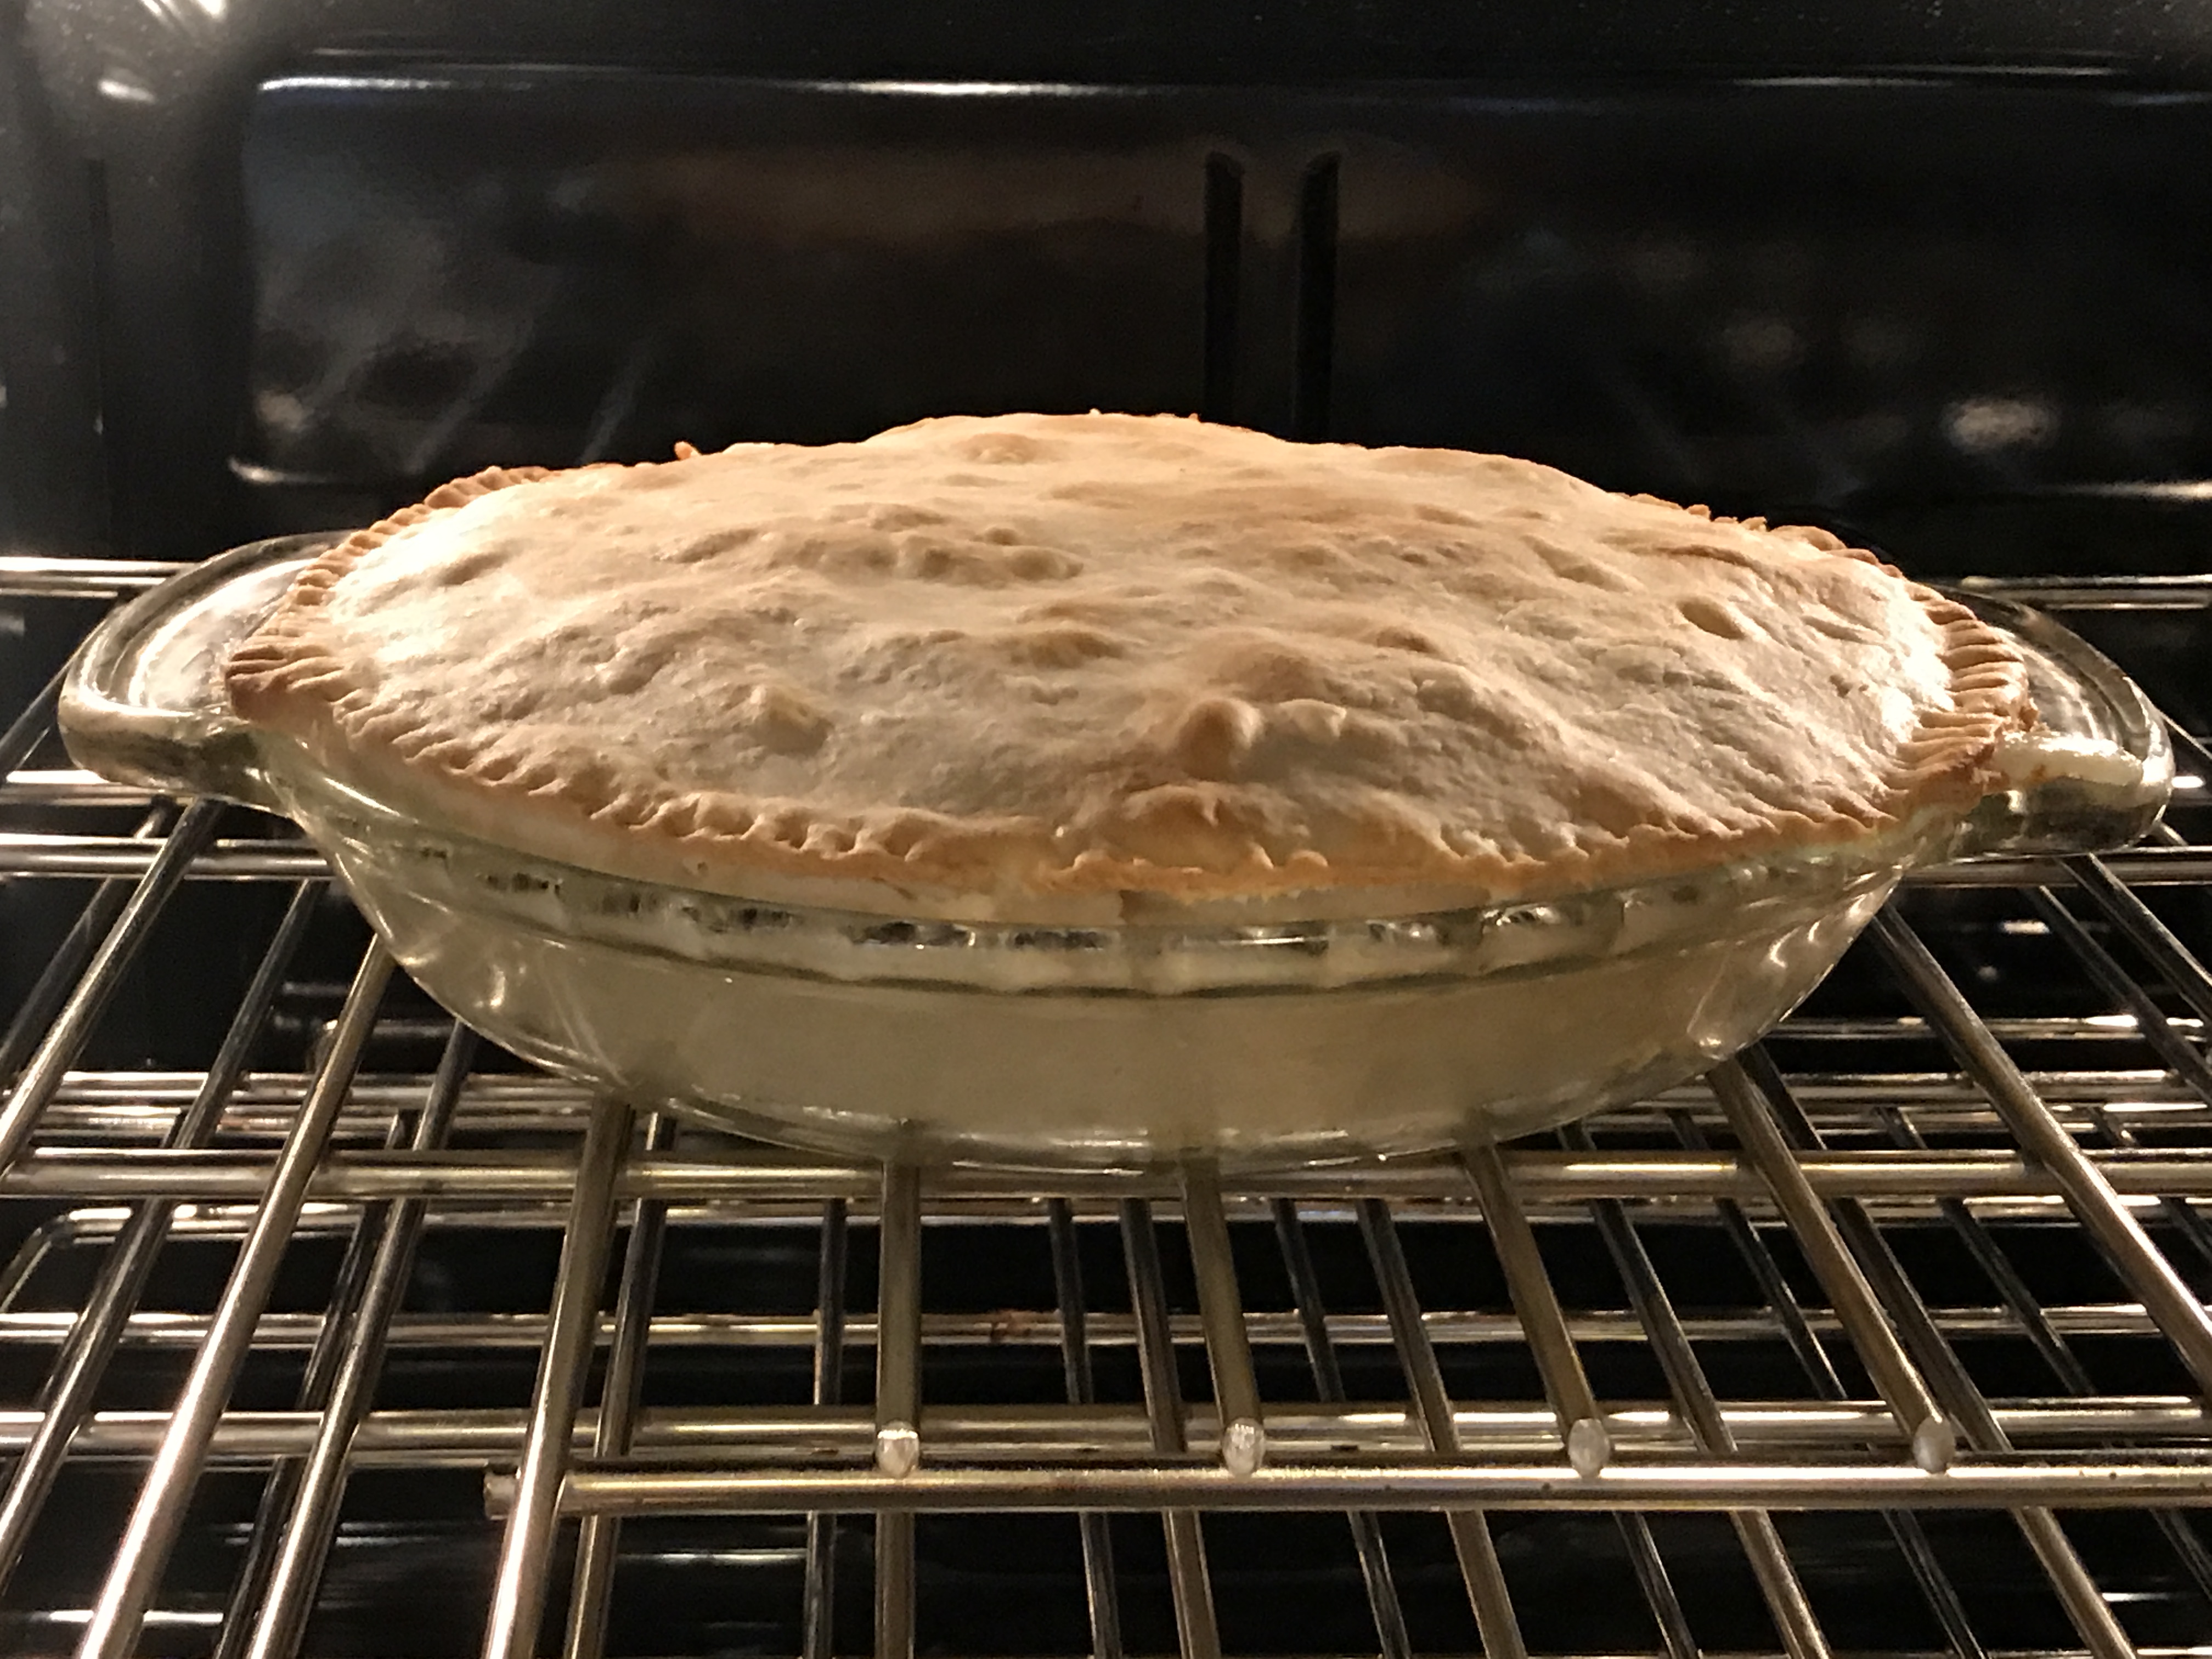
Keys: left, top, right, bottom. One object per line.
{"left": 5, "top": 17, "right": 2212, "bottom": 1659}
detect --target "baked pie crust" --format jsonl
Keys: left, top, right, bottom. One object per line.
{"left": 224, "top": 413, "right": 2034, "bottom": 920}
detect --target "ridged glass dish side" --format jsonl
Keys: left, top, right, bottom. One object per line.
{"left": 55, "top": 535, "right": 2174, "bottom": 1165}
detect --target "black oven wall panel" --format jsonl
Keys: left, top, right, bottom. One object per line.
{"left": 201, "top": 78, "right": 2212, "bottom": 560}
{"left": 9, "top": 0, "right": 2212, "bottom": 558}
{"left": 0, "top": 16, "right": 107, "bottom": 559}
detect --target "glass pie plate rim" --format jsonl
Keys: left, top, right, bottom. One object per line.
{"left": 55, "top": 531, "right": 2174, "bottom": 1000}
{"left": 50, "top": 531, "right": 2176, "bottom": 1171}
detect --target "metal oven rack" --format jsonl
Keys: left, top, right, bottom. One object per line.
{"left": 3, "top": 556, "right": 2212, "bottom": 1658}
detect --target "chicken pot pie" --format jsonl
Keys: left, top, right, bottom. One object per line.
{"left": 223, "top": 413, "right": 2034, "bottom": 923}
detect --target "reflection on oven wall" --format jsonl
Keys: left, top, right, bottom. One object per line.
{"left": 5, "top": 5, "right": 2212, "bottom": 566}
{"left": 1333, "top": 89, "right": 2212, "bottom": 504}
{"left": 13, "top": 50, "right": 2212, "bottom": 566}
{"left": 219, "top": 77, "right": 2212, "bottom": 553}
{"left": 235, "top": 79, "right": 1221, "bottom": 515}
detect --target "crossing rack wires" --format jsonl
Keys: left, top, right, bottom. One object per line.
{"left": 3, "top": 554, "right": 2212, "bottom": 1657}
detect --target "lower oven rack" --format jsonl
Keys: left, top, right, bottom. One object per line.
{"left": 1, "top": 557, "right": 2210, "bottom": 1659}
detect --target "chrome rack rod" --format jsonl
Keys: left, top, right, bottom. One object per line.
{"left": 75, "top": 943, "right": 395, "bottom": 1659}
{"left": 19, "top": 1301, "right": 2212, "bottom": 1365}
{"left": 1355, "top": 1199, "right": 1526, "bottom": 1659}
{"left": 1268, "top": 1201, "right": 1410, "bottom": 1659}
{"left": 1472, "top": 1146, "right": 1699, "bottom": 1659}
{"left": 481, "top": 1097, "right": 633, "bottom": 1659}
{"left": 0, "top": 555, "right": 185, "bottom": 596}
{"left": 0, "top": 806, "right": 173, "bottom": 1099}
{"left": 1181, "top": 1160, "right": 1265, "bottom": 1475}
{"left": 1046, "top": 1198, "right": 1126, "bottom": 1659}
{"left": 2030, "top": 887, "right": 2212, "bottom": 1274}
{"left": 515, "top": 1458, "right": 2212, "bottom": 1516}
{"left": 2065, "top": 851, "right": 2212, "bottom": 1029}
{"left": 563, "top": 1110, "right": 676, "bottom": 1659}
{"left": 0, "top": 666, "right": 62, "bottom": 778}
{"left": 1739, "top": 1051, "right": 2134, "bottom": 1659}
{"left": 1666, "top": 1106, "right": 1860, "bottom": 1399}
{"left": 16, "top": 1143, "right": 2212, "bottom": 1206}
{"left": 0, "top": 880, "right": 319, "bottom": 1595}
{"left": 2031, "top": 888, "right": 2212, "bottom": 1109}
{"left": 27, "top": 1063, "right": 2192, "bottom": 1109}
{"left": 14, "top": 1392, "right": 2212, "bottom": 1466}
{"left": 246, "top": 1025, "right": 478, "bottom": 1659}
{"left": 804, "top": 1196, "right": 850, "bottom": 1659}
{"left": 1559, "top": 1122, "right": 1834, "bottom": 1659}
{"left": 1680, "top": 1086, "right": 1984, "bottom": 1649}
{"left": 0, "top": 833, "right": 328, "bottom": 879}
{"left": 1872, "top": 909, "right": 2212, "bottom": 1395}
{"left": 214, "top": 1092, "right": 410, "bottom": 1659}
{"left": 1120, "top": 1198, "right": 1222, "bottom": 1659}
{"left": 0, "top": 799, "right": 219, "bottom": 1170}
{"left": 1461, "top": 1142, "right": 1609, "bottom": 1475}
{"left": 1463, "top": 1147, "right": 1709, "bottom": 1659}
{"left": 1712, "top": 1060, "right": 1956, "bottom": 1472}
{"left": 874, "top": 1163, "right": 922, "bottom": 1659}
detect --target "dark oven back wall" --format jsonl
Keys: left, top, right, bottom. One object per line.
{"left": 234, "top": 73, "right": 2212, "bottom": 574}
{"left": 21, "top": 61, "right": 2212, "bottom": 570}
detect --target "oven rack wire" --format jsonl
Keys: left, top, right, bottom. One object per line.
{"left": 1, "top": 558, "right": 2210, "bottom": 1659}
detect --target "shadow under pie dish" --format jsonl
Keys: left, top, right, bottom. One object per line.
{"left": 61, "top": 414, "right": 2171, "bottom": 1167}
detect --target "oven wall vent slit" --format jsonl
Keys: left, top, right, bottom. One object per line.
{"left": 1292, "top": 153, "right": 1339, "bottom": 444}
{"left": 1199, "top": 146, "right": 1339, "bottom": 441}
{"left": 1201, "top": 151, "right": 1245, "bottom": 428}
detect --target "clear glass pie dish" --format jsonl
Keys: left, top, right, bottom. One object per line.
{"left": 60, "top": 534, "right": 2172, "bottom": 1169}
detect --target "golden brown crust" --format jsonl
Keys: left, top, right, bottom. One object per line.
{"left": 223, "top": 419, "right": 2034, "bottom": 916}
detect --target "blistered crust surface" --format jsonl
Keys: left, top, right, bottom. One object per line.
{"left": 224, "top": 414, "right": 2033, "bottom": 916}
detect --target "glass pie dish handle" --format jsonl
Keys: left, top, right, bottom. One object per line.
{"left": 57, "top": 534, "right": 341, "bottom": 815}
{"left": 58, "top": 540, "right": 2172, "bottom": 862}
{"left": 1936, "top": 586, "right": 2174, "bottom": 860}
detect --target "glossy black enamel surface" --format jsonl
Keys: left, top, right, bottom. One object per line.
{"left": 5, "top": 1, "right": 2212, "bottom": 555}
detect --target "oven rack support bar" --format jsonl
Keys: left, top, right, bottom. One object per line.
{"left": 1716, "top": 1060, "right": 1957, "bottom": 1470}
{"left": 1739, "top": 1052, "right": 2136, "bottom": 1659}
{"left": 492, "top": 1457, "right": 2212, "bottom": 1517}
{"left": 1872, "top": 911, "right": 2212, "bottom": 1395}
{"left": 1464, "top": 1141, "right": 1716, "bottom": 1656}
{"left": 482, "top": 1097, "right": 633, "bottom": 1659}
{"left": 1669, "top": 1095, "right": 1998, "bottom": 1655}
{"left": 74, "top": 944, "right": 395, "bottom": 1659}
{"left": 4, "top": 1394, "right": 2207, "bottom": 1464}
{"left": 9, "top": 1144, "right": 2212, "bottom": 1204}
{"left": 1269, "top": 1201, "right": 1412, "bottom": 1659}
{"left": 246, "top": 1024, "right": 477, "bottom": 1659}
{"left": 1120, "top": 1198, "right": 1225, "bottom": 1659}
{"left": 1182, "top": 1159, "right": 1267, "bottom": 1476}
{"left": 804, "top": 1197, "right": 851, "bottom": 1659}
{"left": 1562, "top": 1120, "right": 1835, "bottom": 1659}
{"left": 0, "top": 879, "right": 320, "bottom": 1596}
{"left": 561, "top": 1110, "right": 676, "bottom": 1659}
{"left": 1357, "top": 1199, "right": 1526, "bottom": 1659}
{"left": 1462, "top": 1141, "right": 1611, "bottom": 1475}
{"left": 1046, "top": 1197, "right": 1128, "bottom": 1659}
{"left": 873, "top": 1161, "right": 923, "bottom": 1659}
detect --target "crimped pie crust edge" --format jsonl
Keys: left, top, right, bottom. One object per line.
{"left": 222, "top": 438, "right": 2034, "bottom": 916}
